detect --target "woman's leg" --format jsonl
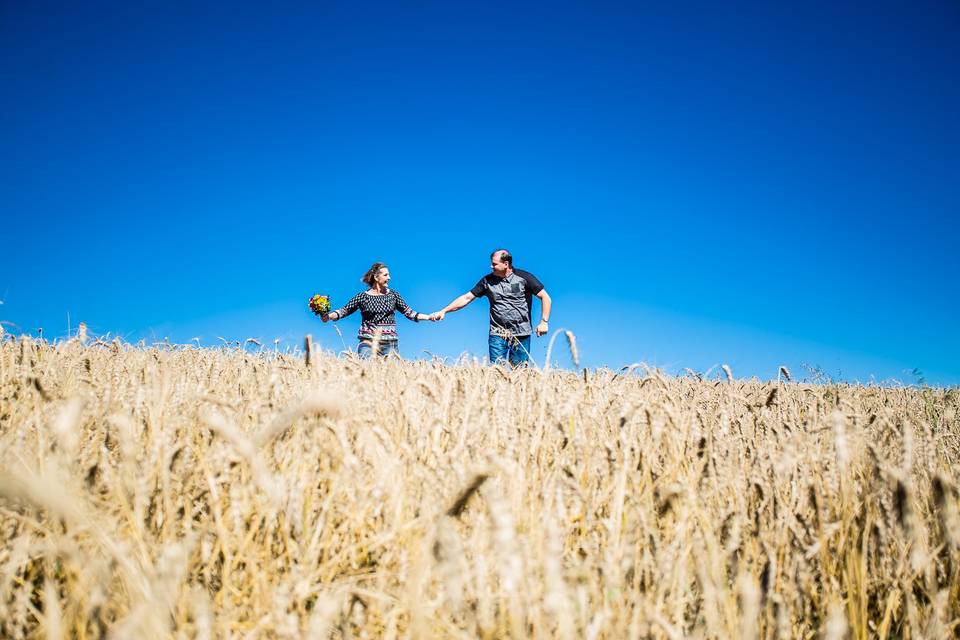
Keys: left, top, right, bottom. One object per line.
{"left": 380, "top": 341, "right": 399, "bottom": 357}
{"left": 357, "top": 341, "right": 372, "bottom": 359}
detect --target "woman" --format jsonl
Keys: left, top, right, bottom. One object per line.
{"left": 321, "top": 262, "right": 431, "bottom": 357}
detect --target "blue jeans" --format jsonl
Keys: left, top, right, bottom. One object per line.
{"left": 488, "top": 334, "right": 531, "bottom": 366}
{"left": 357, "top": 340, "right": 399, "bottom": 359}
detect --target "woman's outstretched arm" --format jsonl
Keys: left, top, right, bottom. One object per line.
{"left": 322, "top": 293, "right": 362, "bottom": 323}
{"left": 394, "top": 292, "right": 430, "bottom": 322}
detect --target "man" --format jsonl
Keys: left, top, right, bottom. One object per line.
{"left": 432, "top": 249, "right": 552, "bottom": 366}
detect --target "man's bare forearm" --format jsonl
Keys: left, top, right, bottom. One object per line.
{"left": 538, "top": 290, "right": 552, "bottom": 323}
{"left": 534, "top": 290, "right": 552, "bottom": 336}
{"left": 430, "top": 292, "right": 475, "bottom": 321}
{"left": 442, "top": 293, "right": 474, "bottom": 313}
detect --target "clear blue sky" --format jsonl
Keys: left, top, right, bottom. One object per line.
{"left": 2, "top": 1, "right": 958, "bottom": 384}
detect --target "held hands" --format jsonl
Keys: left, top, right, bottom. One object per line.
{"left": 429, "top": 311, "right": 446, "bottom": 322}
{"left": 535, "top": 320, "right": 549, "bottom": 337}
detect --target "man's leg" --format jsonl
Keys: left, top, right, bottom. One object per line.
{"left": 488, "top": 335, "right": 509, "bottom": 365}
{"left": 509, "top": 335, "right": 531, "bottom": 367}
{"left": 357, "top": 341, "right": 372, "bottom": 359}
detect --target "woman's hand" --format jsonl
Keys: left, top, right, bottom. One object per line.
{"left": 321, "top": 313, "right": 330, "bottom": 323}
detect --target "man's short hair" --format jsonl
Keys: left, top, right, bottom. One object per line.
{"left": 491, "top": 249, "right": 512, "bottom": 267}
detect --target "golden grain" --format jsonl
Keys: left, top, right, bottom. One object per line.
{"left": 0, "top": 339, "right": 956, "bottom": 637}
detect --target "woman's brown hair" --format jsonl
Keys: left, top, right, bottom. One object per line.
{"left": 361, "top": 262, "right": 388, "bottom": 286}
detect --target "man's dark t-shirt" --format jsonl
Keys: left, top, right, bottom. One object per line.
{"left": 470, "top": 269, "right": 544, "bottom": 337}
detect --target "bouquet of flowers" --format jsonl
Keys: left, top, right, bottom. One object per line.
{"left": 308, "top": 294, "right": 331, "bottom": 316}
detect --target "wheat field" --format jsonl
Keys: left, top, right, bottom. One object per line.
{"left": 0, "top": 336, "right": 958, "bottom": 639}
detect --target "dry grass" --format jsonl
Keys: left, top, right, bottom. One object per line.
{"left": 0, "top": 336, "right": 958, "bottom": 638}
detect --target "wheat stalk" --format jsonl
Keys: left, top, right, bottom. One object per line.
{"left": 0, "top": 340, "right": 954, "bottom": 638}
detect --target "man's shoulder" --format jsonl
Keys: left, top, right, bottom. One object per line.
{"left": 470, "top": 274, "right": 494, "bottom": 297}
{"left": 513, "top": 269, "right": 544, "bottom": 292}
{"left": 513, "top": 269, "right": 542, "bottom": 284}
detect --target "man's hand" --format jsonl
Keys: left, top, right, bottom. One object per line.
{"left": 535, "top": 320, "right": 549, "bottom": 337}
{"left": 430, "top": 311, "right": 446, "bottom": 322}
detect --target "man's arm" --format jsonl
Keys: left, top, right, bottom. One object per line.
{"left": 431, "top": 292, "right": 476, "bottom": 321}
{"left": 534, "top": 289, "right": 552, "bottom": 336}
